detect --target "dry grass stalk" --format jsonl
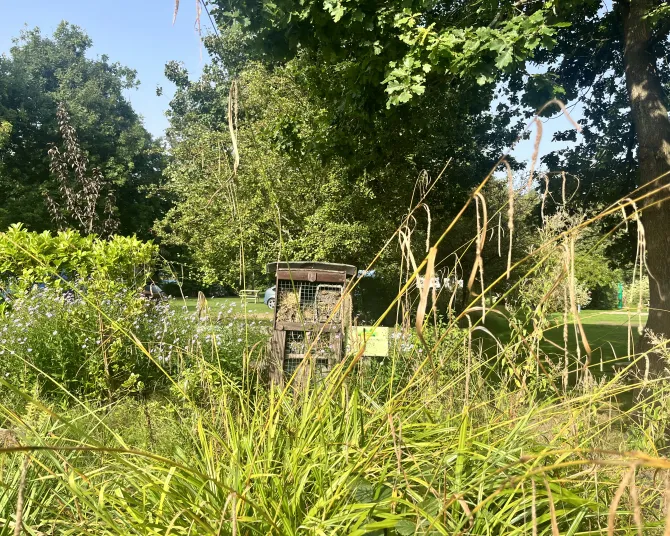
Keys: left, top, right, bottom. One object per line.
{"left": 541, "top": 174, "right": 549, "bottom": 222}
{"left": 565, "top": 236, "right": 592, "bottom": 365}
{"left": 497, "top": 213, "right": 502, "bottom": 257}
{"left": 423, "top": 204, "right": 432, "bottom": 253}
{"left": 504, "top": 160, "right": 515, "bottom": 279}
{"left": 399, "top": 224, "right": 420, "bottom": 334}
{"left": 196, "top": 0, "right": 202, "bottom": 37}
{"left": 634, "top": 208, "right": 648, "bottom": 335}
{"left": 14, "top": 454, "right": 28, "bottom": 536}
{"left": 467, "top": 194, "right": 487, "bottom": 319}
{"left": 537, "top": 99, "right": 583, "bottom": 133}
{"left": 196, "top": 291, "right": 209, "bottom": 321}
{"left": 416, "top": 246, "right": 437, "bottom": 349}
{"left": 608, "top": 465, "right": 636, "bottom": 536}
{"left": 228, "top": 81, "right": 240, "bottom": 175}
{"left": 173, "top": 0, "right": 180, "bottom": 24}
{"left": 561, "top": 171, "right": 567, "bottom": 206}
{"left": 526, "top": 117, "right": 543, "bottom": 191}
{"left": 446, "top": 255, "right": 462, "bottom": 314}
{"left": 543, "top": 479, "right": 560, "bottom": 536}
{"left": 629, "top": 467, "right": 643, "bottom": 536}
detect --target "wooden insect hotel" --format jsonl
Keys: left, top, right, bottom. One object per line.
{"left": 267, "top": 261, "right": 356, "bottom": 385}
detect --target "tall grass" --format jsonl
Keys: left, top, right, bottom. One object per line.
{"left": 1, "top": 307, "right": 670, "bottom": 534}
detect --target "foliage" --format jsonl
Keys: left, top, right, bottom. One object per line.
{"left": 158, "top": 62, "right": 391, "bottom": 286}
{"left": 625, "top": 275, "right": 650, "bottom": 309}
{"left": 0, "top": 224, "right": 157, "bottom": 291}
{"left": 0, "top": 187, "right": 667, "bottom": 534}
{"left": 0, "top": 285, "right": 163, "bottom": 398}
{"left": 0, "top": 121, "right": 10, "bottom": 148}
{"left": 514, "top": 210, "right": 618, "bottom": 312}
{"left": 161, "top": 43, "right": 532, "bottom": 288}
{"left": 536, "top": 1, "right": 670, "bottom": 205}
{"left": 0, "top": 320, "right": 668, "bottom": 534}
{"left": 208, "top": 0, "right": 563, "bottom": 106}
{"left": 0, "top": 22, "right": 167, "bottom": 238}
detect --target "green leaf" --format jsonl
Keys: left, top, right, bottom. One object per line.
{"left": 396, "top": 520, "right": 417, "bottom": 535}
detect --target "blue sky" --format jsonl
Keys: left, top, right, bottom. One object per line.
{"left": 0, "top": 0, "right": 213, "bottom": 138}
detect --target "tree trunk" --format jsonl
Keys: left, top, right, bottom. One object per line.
{"left": 622, "top": 0, "right": 670, "bottom": 368}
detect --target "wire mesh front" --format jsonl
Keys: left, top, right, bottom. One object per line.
{"left": 283, "top": 358, "right": 330, "bottom": 379}
{"left": 283, "top": 329, "right": 340, "bottom": 380}
{"left": 276, "top": 280, "right": 343, "bottom": 323}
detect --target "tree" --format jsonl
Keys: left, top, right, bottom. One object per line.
{"left": 206, "top": 0, "right": 670, "bottom": 360}
{"left": 0, "top": 22, "right": 167, "bottom": 238}
{"left": 517, "top": 1, "right": 670, "bottom": 359}
{"left": 165, "top": 0, "right": 552, "bottom": 287}
{"left": 158, "top": 62, "right": 391, "bottom": 286}
{"left": 621, "top": 1, "right": 670, "bottom": 354}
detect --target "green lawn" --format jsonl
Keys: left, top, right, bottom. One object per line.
{"left": 171, "top": 296, "right": 273, "bottom": 320}
{"left": 474, "top": 308, "right": 648, "bottom": 375}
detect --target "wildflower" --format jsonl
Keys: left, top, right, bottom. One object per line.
{"left": 52, "top": 331, "right": 57, "bottom": 336}
{"left": 237, "top": 338, "right": 242, "bottom": 343}
{"left": 227, "top": 322, "right": 233, "bottom": 328}
{"left": 27, "top": 348, "right": 32, "bottom": 352}
{"left": 82, "top": 344, "right": 87, "bottom": 349}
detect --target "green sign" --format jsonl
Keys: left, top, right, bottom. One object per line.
{"left": 348, "top": 326, "right": 389, "bottom": 357}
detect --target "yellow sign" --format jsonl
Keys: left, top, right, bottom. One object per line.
{"left": 348, "top": 326, "right": 389, "bottom": 357}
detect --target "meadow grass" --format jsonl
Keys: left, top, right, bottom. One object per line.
{"left": 0, "top": 288, "right": 669, "bottom": 535}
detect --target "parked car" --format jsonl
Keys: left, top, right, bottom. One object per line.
{"left": 264, "top": 286, "right": 276, "bottom": 309}
{"left": 141, "top": 283, "right": 167, "bottom": 301}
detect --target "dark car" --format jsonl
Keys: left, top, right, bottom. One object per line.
{"left": 141, "top": 283, "right": 167, "bottom": 301}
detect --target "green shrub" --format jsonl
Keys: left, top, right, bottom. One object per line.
{"left": 0, "top": 224, "right": 157, "bottom": 292}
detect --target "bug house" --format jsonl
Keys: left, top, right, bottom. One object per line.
{"left": 267, "top": 262, "right": 357, "bottom": 386}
